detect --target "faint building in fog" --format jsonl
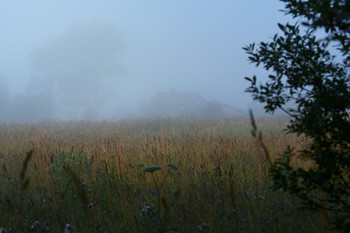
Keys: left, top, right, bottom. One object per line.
{"left": 143, "top": 91, "right": 245, "bottom": 118}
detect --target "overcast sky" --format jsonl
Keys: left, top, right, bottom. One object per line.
{"left": 0, "top": 0, "right": 293, "bottom": 120}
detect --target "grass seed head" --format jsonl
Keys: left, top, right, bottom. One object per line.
{"left": 143, "top": 165, "right": 161, "bottom": 173}
{"left": 167, "top": 163, "right": 178, "bottom": 170}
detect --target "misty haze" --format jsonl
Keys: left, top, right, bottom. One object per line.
{"left": 2, "top": 1, "right": 335, "bottom": 232}
{"left": 0, "top": 1, "right": 291, "bottom": 122}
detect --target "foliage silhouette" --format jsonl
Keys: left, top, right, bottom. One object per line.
{"left": 244, "top": 0, "right": 350, "bottom": 231}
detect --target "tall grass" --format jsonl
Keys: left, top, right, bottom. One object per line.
{"left": 0, "top": 118, "right": 327, "bottom": 232}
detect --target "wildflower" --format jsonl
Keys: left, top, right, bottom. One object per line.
{"left": 80, "top": 182, "right": 87, "bottom": 188}
{"left": 140, "top": 205, "right": 156, "bottom": 217}
{"left": 30, "top": 220, "right": 41, "bottom": 230}
{"left": 64, "top": 224, "right": 73, "bottom": 233}
{"left": 196, "top": 223, "right": 210, "bottom": 232}
{"left": 30, "top": 220, "right": 49, "bottom": 232}
{"left": 87, "top": 202, "right": 94, "bottom": 210}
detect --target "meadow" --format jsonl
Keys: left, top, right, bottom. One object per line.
{"left": 0, "top": 117, "right": 329, "bottom": 233}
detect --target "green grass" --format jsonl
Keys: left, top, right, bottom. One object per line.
{"left": 0, "top": 118, "right": 329, "bottom": 232}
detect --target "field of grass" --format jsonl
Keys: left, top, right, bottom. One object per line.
{"left": 0, "top": 117, "right": 329, "bottom": 232}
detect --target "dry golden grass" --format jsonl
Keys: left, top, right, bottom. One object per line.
{"left": 0, "top": 118, "right": 327, "bottom": 232}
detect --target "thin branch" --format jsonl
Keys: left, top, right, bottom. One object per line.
{"left": 279, "top": 106, "right": 298, "bottom": 118}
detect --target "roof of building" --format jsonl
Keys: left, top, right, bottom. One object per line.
{"left": 143, "top": 91, "right": 246, "bottom": 117}
{"left": 147, "top": 91, "right": 207, "bottom": 110}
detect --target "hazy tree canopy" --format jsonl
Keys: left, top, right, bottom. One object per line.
{"left": 30, "top": 22, "right": 126, "bottom": 118}
{"left": 245, "top": 0, "right": 350, "bottom": 231}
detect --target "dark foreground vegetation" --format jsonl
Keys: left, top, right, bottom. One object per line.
{"left": 245, "top": 1, "right": 350, "bottom": 231}
{"left": 0, "top": 118, "right": 329, "bottom": 232}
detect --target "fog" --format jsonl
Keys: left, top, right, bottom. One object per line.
{"left": 0, "top": 0, "right": 292, "bottom": 121}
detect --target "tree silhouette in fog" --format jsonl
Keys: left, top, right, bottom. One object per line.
{"left": 30, "top": 22, "right": 126, "bottom": 119}
{"left": 244, "top": 0, "right": 350, "bottom": 230}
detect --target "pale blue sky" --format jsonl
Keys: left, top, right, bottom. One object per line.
{"left": 0, "top": 0, "right": 293, "bottom": 119}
